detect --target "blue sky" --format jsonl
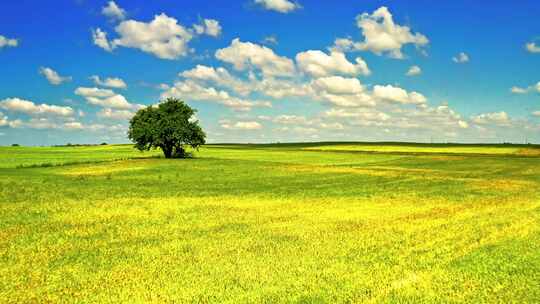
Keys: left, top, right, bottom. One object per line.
{"left": 0, "top": 0, "right": 539, "bottom": 145}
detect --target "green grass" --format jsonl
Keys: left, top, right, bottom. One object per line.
{"left": 0, "top": 144, "right": 160, "bottom": 169}
{"left": 301, "top": 142, "right": 540, "bottom": 156}
{"left": 1, "top": 143, "right": 539, "bottom": 303}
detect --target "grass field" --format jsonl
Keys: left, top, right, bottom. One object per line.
{"left": 1, "top": 143, "right": 539, "bottom": 303}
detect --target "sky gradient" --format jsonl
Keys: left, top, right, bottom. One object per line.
{"left": 0, "top": 0, "right": 539, "bottom": 145}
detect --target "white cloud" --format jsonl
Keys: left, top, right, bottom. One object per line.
{"left": 193, "top": 19, "right": 222, "bottom": 37}
{"left": 510, "top": 82, "right": 540, "bottom": 94}
{"left": 90, "top": 75, "right": 127, "bottom": 89}
{"left": 0, "top": 98, "right": 74, "bottom": 117}
{"left": 64, "top": 122, "right": 84, "bottom": 130}
{"left": 0, "top": 35, "right": 18, "bottom": 48}
{"left": 511, "top": 86, "right": 529, "bottom": 94}
{"left": 406, "top": 65, "right": 421, "bottom": 76}
{"left": 526, "top": 42, "right": 540, "bottom": 53}
{"left": 287, "top": 126, "right": 317, "bottom": 134}
{"left": 87, "top": 95, "right": 133, "bottom": 109}
{"left": 254, "top": 0, "right": 300, "bottom": 13}
{"left": 312, "top": 76, "right": 363, "bottom": 95}
{"left": 75, "top": 87, "right": 142, "bottom": 110}
{"left": 273, "top": 114, "right": 312, "bottom": 125}
{"left": 215, "top": 38, "right": 295, "bottom": 77}
{"left": 97, "top": 108, "right": 135, "bottom": 120}
{"left": 180, "top": 65, "right": 251, "bottom": 96}
{"left": 262, "top": 35, "right": 278, "bottom": 45}
{"left": 9, "top": 118, "right": 57, "bottom": 130}
{"left": 220, "top": 120, "right": 262, "bottom": 130}
{"left": 311, "top": 76, "right": 374, "bottom": 107}
{"left": 373, "top": 85, "right": 427, "bottom": 105}
{"left": 296, "top": 50, "right": 370, "bottom": 77}
{"left": 75, "top": 87, "right": 115, "bottom": 98}
{"left": 5, "top": 117, "right": 86, "bottom": 131}
{"left": 39, "top": 67, "right": 71, "bottom": 85}
{"left": 532, "top": 111, "right": 540, "bottom": 117}
{"left": 471, "top": 111, "right": 511, "bottom": 126}
{"left": 343, "top": 6, "right": 429, "bottom": 59}
{"left": 322, "top": 101, "right": 469, "bottom": 134}
{"left": 325, "top": 108, "right": 386, "bottom": 119}
{"left": 112, "top": 13, "right": 194, "bottom": 59}
{"left": 162, "top": 80, "right": 270, "bottom": 111}
{"left": 93, "top": 14, "right": 222, "bottom": 59}
{"left": 102, "top": 1, "right": 126, "bottom": 21}
{"left": 452, "top": 52, "right": 469, "bottom": 63}
{"left": 92, "top": 28, "right": 114, "bottom": 52}
{"left": 252, "top": 77, "right": 313, "bottom": 99}
{"left": 319, "top": 122, "right": 344, "bottom": 130}
{"left": 0, "top": 112, "right": 8, "bottom": 126}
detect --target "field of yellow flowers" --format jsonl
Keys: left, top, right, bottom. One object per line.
{"left": 1, "top": 143, "right": 539, "bottom": 302}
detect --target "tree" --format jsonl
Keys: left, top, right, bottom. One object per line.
{"left": 128, "top": 98, "right": 206, "bottom": 158}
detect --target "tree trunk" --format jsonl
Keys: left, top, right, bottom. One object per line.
{"left": 175, "top": 146, "right": 185, "bottom": 158}
{"left": 162, "top": 145, "right": 173, "bottom": 158}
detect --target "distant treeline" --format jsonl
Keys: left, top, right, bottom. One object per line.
{"left": 52, "top": 142, "right": 109, "bottom": 147}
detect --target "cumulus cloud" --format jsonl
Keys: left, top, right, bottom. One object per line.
{"left": 180, "top": 65, "right": 251, "bottom": 96}
{"left": 254, "top": 0, "right": 300, "bottom": 13}
{"left": 335, "top": 7, "right": 428, "bottom": 58}
{"left": 75, "top": 87, "right": 142, "bottom": 109}
{"left": 0, "top": 98, "right": 74, "bottom": 117}
{"left": 92, "top": 28, "right": 114, "bottom": 52}
{"left": 253, "top": 77, "right": 313, "bottom": 99}
{"left": 262, "top": 35, "right": 278, "bottom": 45}
{"left": 92, "top": 14, "right": 221, "bottom": 59}
{"left": 162, "top": 80, "right": 270, "bottom": 111}
{"left": 90, "top": 75, "right": 127, "bottom": 89}
{"left": 193, "top": 19, "right": 222, "bottom": 37}
{"left": 97, "top": 108, "right": 135, "bottom": 120}
{"left": 373, "top": 85, "right": 427, "bottom": 105}
{"left": 322, "top": 101, "right": 469, "bottom": 135}
{"left": 220, "top": 120, "right": 262, "bottom": 130}
{"left": 511, "top": 86, "right": 529, "bottom": 94}
{"left": 0, "top": 35, "right": 18, "bottom": 48}
{"left": 526, "top": 42, "right": 540, "bottom": 53}
{"left": 510, "top": 82, "right": 540, "bottom": 94}
{"left": 452, "top": 52, "right": 469, "bottom": 63}
{"left": 533, "top": 111, "right": 540, "bottom": 117}
{"left": 471, "top": 111, "right": 511, "bottom": 126}
{"left": 102, "top": 1, "right": 126, "bottom": 21}
{"left": 39, "top": 67, "right": 71, "bottom": 85}
{"left": 112, "top": 13, "right": 193, "bottom": 59}
{"left": 296, "top": 50, "right": 370, "bottom": 77}
{"left": 216, "top": 38, "right": 295, "bottom": 77}
{"left": 6, "top": 117, "right": 86, "bottom": 130}
{"left": 312, "top": 76, "right": 364, "bottom": 95}
{"left": 0, "top": 112, "right": 9, "bottom": 126}
{"left": 272, "top": 114, "right": 312, "bottom": 125}
{"left": 319, "top": 122, "right": 344, "bottom": 130}
{"left": 406, "top": 65, "right": 421, "bottom": 76}
{"left": 64, "top": 122, "right": 84, "bottom": 130}
{"left": 311, "top": 76, "right": 374, "bottom": 107}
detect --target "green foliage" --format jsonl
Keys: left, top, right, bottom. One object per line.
{"left": 128, "top": 98, "right": 206, "bottom": 158}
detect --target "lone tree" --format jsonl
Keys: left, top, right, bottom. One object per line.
{"left": 128, "top": 98, "right": 206, "bottom": 158}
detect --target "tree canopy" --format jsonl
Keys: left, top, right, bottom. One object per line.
{"left": 128, "top": 98, "right": 206, "bottom": 158}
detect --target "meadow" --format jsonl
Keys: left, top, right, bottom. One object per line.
{"left": 0, "top": 142, "right": 539, "bottom": 303}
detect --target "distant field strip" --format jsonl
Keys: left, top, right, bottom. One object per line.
{"left": 302, "top": 144, "right": 540, "bottom": 155}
